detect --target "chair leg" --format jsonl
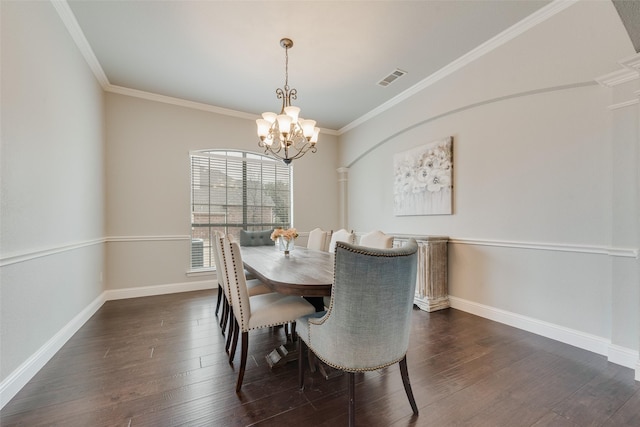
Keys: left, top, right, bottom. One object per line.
{"left": 399, "top": 356, "right": 419, "bottom": 415}
{"left": 229, "top": 318, "right": 240, "bottom": 363}
{"left": 220, "top": 297, "right": 228, "bottom": 331}
{"left": 348, "top": 372, "right": 356, "bottom": 427}
{"left": 215, "top": 284, "right": 222, "bottom": 316}
{"left": 225, "top": 306, "right": 234, "bottom": 354}
{"left": 308, "top": 344, "right": 317, "bottom": 373}
{"left": 228, "top": 319, "right": 238, "bottom": 365}
{"left": 290, "top": 321, "right": 297, "bottom": 342}
{"left": 235, "top": 331, "right": 249, "bottom": 393}
{"left": 298, "top": 338, "right": 306, "bottom": 390}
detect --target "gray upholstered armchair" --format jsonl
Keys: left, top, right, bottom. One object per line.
{"left": 296, "top": 239, "right": 419, "bottom": 425}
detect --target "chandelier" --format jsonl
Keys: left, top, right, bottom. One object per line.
{"left": 256, "top": 38, "right": 319, "bottom": 165}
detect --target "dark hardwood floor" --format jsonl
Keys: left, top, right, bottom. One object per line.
{"left": 2, "top": 290, "right": 639, "bottom": 426}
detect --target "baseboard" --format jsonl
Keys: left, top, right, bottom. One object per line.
{"left": 0, "top": 279, "right": 217, "bottom": 410}
{"left": 608, "top": 344, "right": 640, "bottom": 371}
{"left": 104, "top": 279, "right": 216, "bottom": 301}
{"left": 449, "top": 296, "right": 639, "bottom": 371}
{"left": 0, "top": 292, "right": 106, "bottom": 409}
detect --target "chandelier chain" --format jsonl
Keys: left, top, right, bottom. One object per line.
{"left": 284, "top": 44, "right": 289, "bottom": 91}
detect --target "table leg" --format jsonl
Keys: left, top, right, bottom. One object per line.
{"left": 265, "top": 340, "right": 299, "bottom": 368}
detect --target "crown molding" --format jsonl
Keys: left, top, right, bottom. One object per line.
{"left": 55, "top": 0, "right": 576, "bottom": 136}
{"left": 620, "top": 52, "right": 640, "bottom": 72}
{"left": 595, "top": 69, "right": 639, "bottom": 88}
{"left": 53, "top": 1, "right": 339, "bottom": 136}
{"left": 51, "top": 0, "right": 109, "bottom": 87}
{"left": 595, "top": 52, "right": 640, "bottom": 87}
{"left": 105, "top": 85, "right": 258, "bottom": 121}
{"left": 607, "top": 99, "right": 639, "bottom": 111}
{"left": 339, "top": 0, "right": 580, "bottom": 134}
{"left": 105, "top": 85, "right": 340, "bottom": 136}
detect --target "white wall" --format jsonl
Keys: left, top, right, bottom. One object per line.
{"left": 339, "top": 0, "right": 639, "bottom": 367}
{"left": 2, "top": 0, "right": 637, "bottom": 409}
{"left": 0, "top": 1, "right": 340, "bottom": 405}
{"left": 0, "top": 0, "right": 106, "bottom": 399}
{"left": 104, "top": 93, "right": 340, "bottom": 291}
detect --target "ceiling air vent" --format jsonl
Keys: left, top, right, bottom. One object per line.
{"left": 377, "top": 68, "right": 407, "bottom": 87}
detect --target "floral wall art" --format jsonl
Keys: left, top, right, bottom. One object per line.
{"left": 394, "top": 137, "right": 453, "bottom": 215}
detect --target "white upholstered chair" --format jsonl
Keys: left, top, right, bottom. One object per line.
{"left": 306, "top": 227, "right": 329, "bottom": 251}
{"left": 296, "top": 239, "right": 420, "bottom": 426}
{"left": 328, "top": 229, "right": 355, "bottom": 253}
{"left": 213, "top": 232, "right": 270, "bottom": 357}
{"left": 359, "top": 230, "right": 394, "bottom": 249}
{"left": 212, "top": 231, "right": 230, "bottom": 333}
{"left": 223, "top": 237, "right": 316, "bottom": 392}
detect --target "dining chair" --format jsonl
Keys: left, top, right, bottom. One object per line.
{"left": 359, "top": 230, "right": 394, "bottom": 249}
{"left": 296, "top": 239, "right": 419, "bottom": 426}
{"left": 306, "top": 227, "right": 329, "bottom": 251}
{"left": 212, "top": 231, "right": 230, "bottom": 333}
{"left": 328, "top": 228, "right": 355, "bottom": 253}
{"left": 212, "top": 232, "right": 270, "bottom": 355}
{"left": 324, "top": 228, "right": 356, "bottom": 308}
{"left": 239, "top": 229, "right": 275, "bottom": 246}
{"left": 223, "top": 237, "right": 316, "bottom": 392}
{"left": 212, "top": 246, "right": 224, "bottom": 319}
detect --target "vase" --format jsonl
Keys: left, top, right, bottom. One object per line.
{"left": 278, "top": 237, "right": 295, "bottom": 255}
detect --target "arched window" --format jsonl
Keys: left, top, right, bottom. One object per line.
{"left": 190, "top": 150, "right": 292, "bottom": 269}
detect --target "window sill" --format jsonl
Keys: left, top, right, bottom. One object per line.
{"left": 186, "top": 268, "right": 216, "bottom": 277}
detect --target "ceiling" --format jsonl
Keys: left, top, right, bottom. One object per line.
{"left": 64, "top": 0, "right": 557, "bottom": 132}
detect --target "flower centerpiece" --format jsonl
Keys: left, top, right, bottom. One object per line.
{"left": 271, "top": 227, "right": 298, "bottom": 255}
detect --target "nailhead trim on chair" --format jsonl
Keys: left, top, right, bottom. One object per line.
{"left": 306, "top": 239, "right": 417, "bottom": 372}
{"left": 334, "top": 240, "right": 417, "bottom": 258}
{"left": 216, "top": 235, "right": 233, "bottom": 306}
{"left": 227, "top": 240, "right": 307, "bottom": 332}
{"left": 307, "top": 343, "right": 407, "bottom": 373}
{"left": 320, "top": 240, "right": 419, "bottom": 324}
{"left": 227, "top": 239, "right": 248, "bottom": 330}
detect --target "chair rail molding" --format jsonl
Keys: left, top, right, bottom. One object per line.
{"left": 0, "top": 238, "right": 104, "bottom": 267}
{"left": 449, "top": 237, "right": 638, "bottom": 258}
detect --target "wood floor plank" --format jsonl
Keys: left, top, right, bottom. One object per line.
{"left": 2, "top": 290, "right": 639, "bottom": 427}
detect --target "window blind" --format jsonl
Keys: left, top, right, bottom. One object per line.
{"left": 190, "top": 150, "right": 292, "bottom": 269}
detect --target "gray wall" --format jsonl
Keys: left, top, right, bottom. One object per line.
{"left": 2, "top": 0, "right": 639, "bottom": 409}
{"left": 340, "top": 1, "right": 639, "bottom": 364}
{"left": 0, "top": 1, "right": 340, "bottom": 405}
{"left": 1, "top": 0, "right": 106, "bottom": 387}
{"left": 104, "top": 93, "right": 340, "bottom": 291}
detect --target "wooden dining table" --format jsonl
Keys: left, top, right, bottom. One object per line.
{"left": 240, "top": 245, "right": 334, "bottom": 298}
{"left": 240, "top": 245, "right": 334, "bottom": 367}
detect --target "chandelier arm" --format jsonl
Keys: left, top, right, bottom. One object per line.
{"left": 260, "top": 141, "right": 316, "bottom": 164}
{"left": 276, "top": 87, "right": 286, "bottom": 112}
{"left": 288, "top": 88, "right": 297, "bottom": 107}
{"left": 287, "top": 144, "right": 316, "bottom": 162}
{"left": 256, "top": 38, "right": 318, "bottom": 165}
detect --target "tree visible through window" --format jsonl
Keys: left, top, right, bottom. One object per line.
{"left": 190, "top": 150, "right": 292, "bottom": 269}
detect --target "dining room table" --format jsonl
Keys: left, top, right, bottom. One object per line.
{"left": 240, "top": 244, "right": 334, "bottom": 368}
{"left": 240, "top": 244, "right": 333, "bottom": 298}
